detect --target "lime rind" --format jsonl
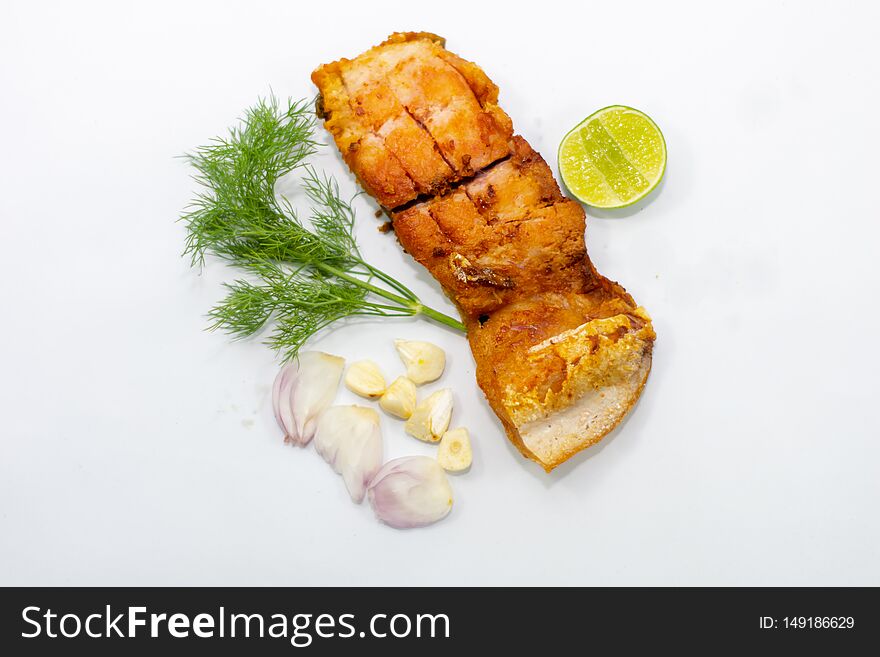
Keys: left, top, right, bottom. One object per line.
{"left": 558, "top": 105, "right": 666, "bottom": 209}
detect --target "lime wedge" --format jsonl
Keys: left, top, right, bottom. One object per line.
{"left": 558, "top": 105, "right": 666, "bottom": 209}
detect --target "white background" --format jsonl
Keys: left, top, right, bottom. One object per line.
{"left": 2, "top": 0, "right": 879, "bottom": 586}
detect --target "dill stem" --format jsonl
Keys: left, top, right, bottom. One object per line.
{"left": 361, "top": 262, "right": 419, "bottom": 302}
{"left": 315, "top": 262, "right": 466, "bottom": 332}
{"left": 417, "top": 303, "right": 469, "bottom": 332}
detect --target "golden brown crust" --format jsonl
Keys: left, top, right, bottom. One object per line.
{"left": 464, "top": 286, "right": 654, "bottom": 470}
{"left": 311, "top": 33, "right": 513, "bottom": 209}
{"left": 314, "top": 36, "right": 655, "bottom": 471}
{"left": 392, "top": 137, "right": 592, "bottom": 318}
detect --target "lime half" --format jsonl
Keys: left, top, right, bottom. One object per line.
{"left": 558, "top": 105, "right": 666, "bottom": 209}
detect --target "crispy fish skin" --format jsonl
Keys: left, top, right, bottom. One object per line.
{"left": 314, "top": 36, "right": 654, "bottom": 471}
{"left": 311, "top": 32, "right": 513, "bottom": 209}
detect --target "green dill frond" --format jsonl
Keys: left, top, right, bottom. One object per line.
{"left": 302, "top": 166, "right": 360, "bottom": 263}
{"left": 181, "top": 95, "right": 465, "bottom": 361}
{"left": 208, "top": 278, "right": 276, "bottom": 339}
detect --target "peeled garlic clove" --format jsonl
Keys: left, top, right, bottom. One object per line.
{"left": 279, "top": 351, "right": 345, "bottom": 446}
{"left": 394, "top": 339, "right": 445, "bottom": 385}
{"left": 405, "top": 388, "right": 453, "bottom": 442}
{"left": 438, "top": 427, "right": 473, "bottom": 472}
{"left": 344, "top": 360, "right": 386, "bottom": 398}
{"left": 367, "top": 456, "right": 453, "bottom": 529}
{"left": 379, "top": 376, "right": 417, "bottom": 419}
{"left": 315, "top": 406, "right": 383, "bottom": 503}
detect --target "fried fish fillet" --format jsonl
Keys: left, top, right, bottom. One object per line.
{"left": 394, "top": 138, "right": 655, "bottom": 469}
{"left": 312, "top": 32, "right": 513, "bottom": 208}
{"left": 313, "top": 33, "right": 655, "bottom": 471}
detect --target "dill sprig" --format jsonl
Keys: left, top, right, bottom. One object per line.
{"left": 181, "top": 95, "right": 465, "bottom": 360}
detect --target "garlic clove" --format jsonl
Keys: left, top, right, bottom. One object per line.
{"left": 344, "top": 360, "right": 387, "bottom": 398}
{"left": 404, "top": 388, "right": 453, "bottom": 442}
{"left": 275, "top": 351, "right": 345, "bottom": 446}
{"left": 367, "top": 456, "right": 453, "bottom": 528}
{"left": 437, "top": 427, "right": 473, "bottom": 472}
{"left": 394, "top": 339, "right": 446, "bottom": 385}
{"left": 315, "top": 405, "right": 383, "bottom": 503}
{"left": 379, "top": 376, "right": 417, "bottom": 419}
